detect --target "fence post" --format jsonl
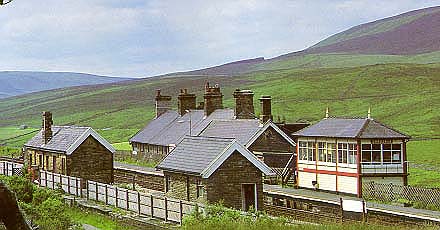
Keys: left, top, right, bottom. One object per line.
{"left": 86, "top": 181, "right": 89, "bottom": 200}
{"left": 2, "top": 162, "right": 5, "bottom": 175}
{"left": 164, "top": 197, "right": 168, "bottom": 222}
{"left": 150, "top": 194, "right": 154, "bottom": 218}
{"left": 66, "top": 176, "right": 69, "bottom": 194}
{"left": 11, "top": 163, "right": 14, "bottom": 176}
{"left": 52, "top": 172, "right": 55, "bottom": 189}
{"left": 116, "top": 187, "right": 119, "bottom": 208}
{"left": 76, "top": 178, "right": 80, "bottom": 197}
{"left": 179, "top": 200, "right": 183, "bottom": 225}
{"left": 126, "top": 190, "right": 129, "bottom": 210}
{"left": 95, "top": 183, "right": 98, "bottom": 201}
{"left": 137, "top": 191, "right": 141, "bottom": 215}
{"left": 105, "top": 184, "right": 108, "bottom": 205}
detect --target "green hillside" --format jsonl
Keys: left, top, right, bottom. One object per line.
{"left": 1, "top": 63, "right": 439, "bottom": 187}
{"left": 256, "top": 52, "right": 440, "bottom": 71}
{"left": 1, "top": 63, "right": 438, "bottom": 142}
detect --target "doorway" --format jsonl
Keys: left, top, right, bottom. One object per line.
{"left": 242, "top": 184, "right": 256, "bottom": 211}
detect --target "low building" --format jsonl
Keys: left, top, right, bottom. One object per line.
{"left": 24, "top": 111, "right": 115, "bottom": 184}
{"left": 293, "top": 111, "right": 410, "bottom": 197}
{"left": 156, "top": 136, "right": 274, "bottom": 211}
{"left": 130, "top": 84, "right": 297, "bottom": 182}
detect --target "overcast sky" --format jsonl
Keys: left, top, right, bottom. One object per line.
{"left": 0, "top": 1, "right": 438, "bottom": 78}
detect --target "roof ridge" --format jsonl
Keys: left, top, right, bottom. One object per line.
{"left": 356, "top": 118, "right": 370, "bottom": 138}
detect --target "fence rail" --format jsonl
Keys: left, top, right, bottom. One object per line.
{"left": 39, "top": 171, "right": 82, "bottom": 197}
{"left": 86, "top": 180, "right": 202, "bottom": 223}
{"left": 363, "top": 182, "right": 440, "bottom": 209}
{"left": 0, "top": 161, "right": 24, "bottom": 176}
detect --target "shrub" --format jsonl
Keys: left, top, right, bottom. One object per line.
{"left": 35, "top": 197, "right": 71, "bottom": 230}
{"left": 2, "top": 175, "right": 35, "bottom": 203}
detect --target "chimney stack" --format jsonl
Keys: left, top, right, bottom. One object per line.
{"left": 259, "top": 96, "right": 273, "bottom": 123}
{"left": 42, "top": 111, "right": 53, "bottom": 144}
{"left": 155, "top": 89, "right": 172, "bottom": 118}
{"left": 203, "top": 82, "right": 223, "bottom": 116}
{"left": 178, "top": 88, "right": 196, "bottom": 116}
{"left": 233, "top": 89, "right": 255, "bottom": 119}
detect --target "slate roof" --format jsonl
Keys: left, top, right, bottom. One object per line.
{"left": 293, "top": 118, "right": 409, "bottom": 139}
{"left": 130, "top": 109, "right": 235, "bottom": 146}
{"left": 156, "top": 136, "right": 274, "bottom": 177}
{"left": 197, "top": 119, "right": 261, "bottom": 145}
{"left": 24, "top": 126, "right": 115, "bottom": 154}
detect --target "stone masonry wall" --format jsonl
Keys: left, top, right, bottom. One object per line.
{"left": 114, "top": 168, "right": 164, "bottom": 192}
{"left": 249, "top": 126, "right": 294, "bottom": 168}
{"left": 67, "top": 136, "right": 113, "bottom": 184}
{"left": 206, "top": 151, "right": 264, "bottom": 211}
{"left": 164, "top": 172, "right": 205, "bottom": 203}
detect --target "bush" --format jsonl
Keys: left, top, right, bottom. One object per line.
{"left": 1, "top": 175, "right": 35, "bottom": 203}
{"left": 35, "top": 197, "right": 71, "bottom": 230}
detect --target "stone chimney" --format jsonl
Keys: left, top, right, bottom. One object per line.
{"left": 155, "top": 89, "right": 172, "bottom": 118}
{"left": 259, "top": 96, "right": 273, "bottom": 123}
{"left": 233, "top": 89, "right": 255, "bottom": 119}
{"left": 203, "top": 82, "right": 223, "bottom": 116}
{"left": 42, "top": 111, "right": 53, "bottom": 144}
{"left": 178, "top": 88, "right": 196, "bottom": 116}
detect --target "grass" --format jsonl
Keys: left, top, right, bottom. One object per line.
{"left": 112, "top": 142, "right": 132, "bottom": 151}
{"left": 66, "top": 207, "right": 136, "bottom": 230}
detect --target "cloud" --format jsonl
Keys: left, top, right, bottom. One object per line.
{"left": 0, "top": 0, "right": 438, "bottom": 77}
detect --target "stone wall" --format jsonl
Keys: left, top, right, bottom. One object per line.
{"left": 67, "top": 136, "right": 113, "bottom": 184}
{"left": 206, "top": 151, "right": 264, "bottom": 211}
{"left": 249, "top": 126, "right": 294, "bottom": 168}
{"left": 114, "top": 168, "right": 164, "bottom": 192}
{"left": 163, "top": 172, "right": 205, "bottom": 203}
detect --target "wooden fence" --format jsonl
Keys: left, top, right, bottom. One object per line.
{"left": 0, "top": 161, "right": 24, "bottom": 176}
{"left": 39, "top": 171, "right": 82, "bottom": 197}
{"left": 363, "top": 182, "right": 440, "bottom": 209}
{"left": 86, "top": 180, "right": 203, "bottom": 224}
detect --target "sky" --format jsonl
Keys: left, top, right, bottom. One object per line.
{"left": 0, "top": 1, "right": 438, "bottom": 78}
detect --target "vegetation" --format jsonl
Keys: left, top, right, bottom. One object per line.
{"left": 0, "top": 146, "right": 21, "bottom": 157}
{"left": 182, "top": 203, "right": 436, "bottom": 230}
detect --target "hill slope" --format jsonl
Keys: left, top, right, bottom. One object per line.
{"left": 174, "top": 6, "right": 440, "bottom": 77}
{"left": 0, "top": 71, "right": 131, "bottom": 98}
{"left": 280, "top": 6, "right": 440, "bottom": 58}
{"left": 0, "top": 63, "right": 438, "bottom": 144}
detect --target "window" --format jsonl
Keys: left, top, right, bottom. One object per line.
{"left": 197, "top": 180, "right": 205, "bottom": 198}
{"left": 61, "top": 158, "right": 66, "bottom": 174}
{"left": 165, "top": 175, "right": 171, "bottom": 192}
{"left": 348, "top": 144, "right": 357, "bottom": 164}
{"left": 361, "top": 143, "right": 402, "bottom": 165}
{"left": 328, "top": 143, "right": 337, "bottom": 163}
{"left": 299, "top": 142, "right": 308, "bottom": 161}
{"left": 318, "top": 142, "right": 326, "bottom": 162}
{"left": 317, "top": 142, "right": 336, "bottom": 163}
{"left": 52, "top": 156, "right": 57, "bottom": 173}
{"left": 298, "top": 141, "right": 315, "bottom": 162}
{"left": 29, "top": 154, "right": 33, "bottom": 165}
{"left": 338, "top": 143, "right": 357, "bottom": 164}
{"left": 307, "top": 142, "right": 315, "bottom": 161}
{"left": 38, "top": 155, "right": 43, "bottom": 167}
{"left": 338, "top": 143, "right": 348, "bottom": 164}
{"left": 45, "top": 156, "right": 49, "bottom": 170}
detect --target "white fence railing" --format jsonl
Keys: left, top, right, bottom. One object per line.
{"left": 39, "top": 171, "right": 82, "bottom": 197}
{"left": 0, "top": 161, "right": 24, "bottom": 176}
{"left": 86, "top": 180, "right": 203, "bottom": 223}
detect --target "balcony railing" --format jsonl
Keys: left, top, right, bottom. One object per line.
{"left": 361, "top": 162, "right": 408, "bottom": 174}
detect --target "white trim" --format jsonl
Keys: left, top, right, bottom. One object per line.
{"left": 66, "top": 128, "right": 116, "bottom": 155}
{"left": 201, "top": 140, "right": 275, "bottom": 178}
{"left": 245, "top": 120, "right": 296, "bottom": 148}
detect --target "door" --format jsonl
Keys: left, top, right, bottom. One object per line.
{"left": 242, "top": 184, "right": 256, "bottom": 211}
